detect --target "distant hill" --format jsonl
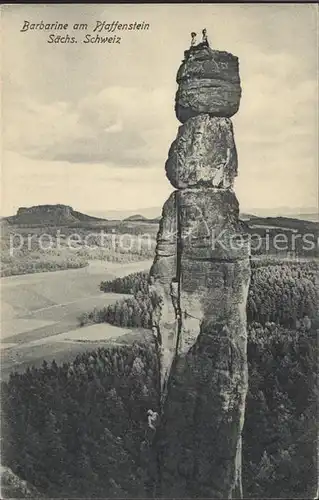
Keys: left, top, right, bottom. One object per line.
{"left": 149, "top": 216, "right": 162, "bottom": 223}
{"left": 122, "top": 212, "right": 318, "bottom": 230}
{"left": 288, "top": 213, "right": 319, "bottom": 222}
{"left": 88, "top": 207, "right": 318, "bottom": 223}
{"left": 5, "top": 205, "right": 108, "bottom": 226}
{"left": 243, "top": 206, "right": 318, "bottom": 221}
{"left": 124, "top": 214, "right": 148, "bottom": 222}
{"left": 87, "top": 207, "right": 162, "bottom": 220}
{"left": 239, "top": 213, "right": 259, "bottom": 221}
{"left": 247, "top": 216, "right": 319, "bottom": 232}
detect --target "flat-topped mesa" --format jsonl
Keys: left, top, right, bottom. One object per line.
{"left": 175, "top": 45, "right": 241, "bottom": 123}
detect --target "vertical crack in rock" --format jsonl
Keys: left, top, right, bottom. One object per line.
{"left": 174, "top": 190, "right": 183, "bottom": 358}
{"left": 149, "top": 40, "right": 251, "bottom": 499}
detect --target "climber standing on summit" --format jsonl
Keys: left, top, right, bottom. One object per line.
{"left": 202, "top": 28, "right": 209, "bottom": 47}
{"left": 190, "top": 31, "right": 197, "bottom": 47}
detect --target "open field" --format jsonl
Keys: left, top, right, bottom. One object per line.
{"left": 1, "top": 325, "right": 152, "bottom": 379}
{"left": 1, "top": 259, "right": 152, "bottom": 379}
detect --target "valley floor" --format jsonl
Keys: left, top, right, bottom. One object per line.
{"left": 1, "top": 259, "right": 153, "bottom": 379}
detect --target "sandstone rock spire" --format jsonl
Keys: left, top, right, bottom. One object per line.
{"left": 149, "top": 40, "right": 251, "bottom": 498}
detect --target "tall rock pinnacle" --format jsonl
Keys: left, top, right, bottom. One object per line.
{"left": 149, "top": 39, "right": 251, "bottom": 498}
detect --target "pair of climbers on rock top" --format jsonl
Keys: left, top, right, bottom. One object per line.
{"left": 191, "top": 29, "right": 209, "bottom": 47}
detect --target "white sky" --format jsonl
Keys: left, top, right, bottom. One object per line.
{"left": 1, "top": 3, "right": 318, "bottom": 215}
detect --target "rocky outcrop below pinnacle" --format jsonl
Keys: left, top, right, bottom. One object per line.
{"left": 0, "top": 465, "right": 41, "bottom": 498}
{"left": 165, "top": 115, "right": 238, "bottom": 189}
{"left": 155, "top": 193, "right": 250, "bottom": 499}
{"left": 178, "top": 189, "right": 250, "bottom": 353}
{"left": 175, "top": 46, "right": 241, "bottom": 123}
{"left": 150, "top": 189, "right": 250, "bottom": 402}
{"left": 158, "top": 317, "right": 249, "bottom": 499}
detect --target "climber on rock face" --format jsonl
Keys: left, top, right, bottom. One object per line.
{"left": 170, "top": 278, "right": 180, "bottom": 320}
{"left": 190, "top": 32, "right": 197, "bottom": 47}
{"left": 147, "top": 409, "right": 159, "bottom": 431}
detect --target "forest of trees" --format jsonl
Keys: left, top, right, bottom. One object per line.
{"left": 1, "top": 255, "right": 88, "bottom": 277}
{"left": 80, "top": 272, "right": 154, "bottom": 328}
{"left": 79, "top": 294, "right": 153, "bottom": 329}
{"left": 244, "top": 322, "right": 318, "bottom": 498}
{"left": 85, "top": 261, "right": 319, "bottom": 329}
{"left": 1, "top": 341, "right": 159, "bottom": 499}
{"left": 2, "top": 322, "right": 317, "bottom": 498}
{"left": 1, "top": 225, "right": 156, "bottom": 277}
{"left": 247, "top": 261, "right": 318, "bottom": 326}
{"left": 100, "top": 271, "right": 149, "bottom": 295}
{"left": 2, "top": 258, "right": 318, "bottom": 498}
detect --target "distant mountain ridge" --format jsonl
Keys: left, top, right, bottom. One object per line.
{"left": 87, "top": 207, "right": 162, "bottom": 220}
{"left": 88, "top": 206, "right": 318, "bottom": 222}
{"left": 247, "top": 215, "right": 319, "bottom": 232}
{"left": 4, "top": 204, "right": 318, "bottom": 227}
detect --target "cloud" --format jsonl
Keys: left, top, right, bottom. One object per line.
{"left": 4, "top": 85, "right": 175, "bottom": 167}
{"left": 2, "top": 3, "right": 317, "bottom": 213}
{"left": 1, "top": 151, "right": 173, "bottom": 215}
{"left": 233, "top": 49, "right": 318, "bottom": 181}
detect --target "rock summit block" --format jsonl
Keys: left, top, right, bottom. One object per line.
{"left": 175, "top": 46, "right": 242, "bottom": 123}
